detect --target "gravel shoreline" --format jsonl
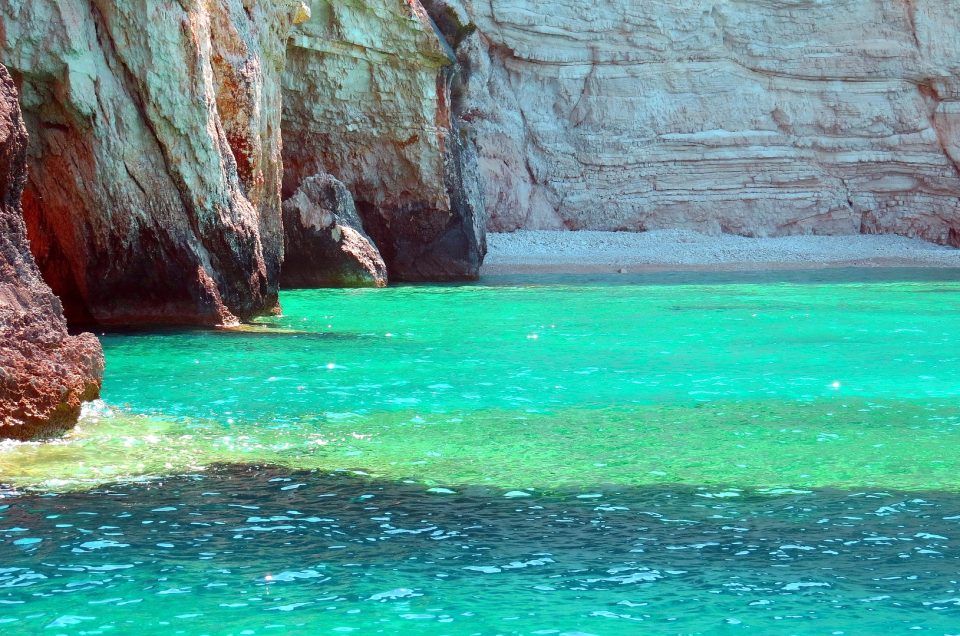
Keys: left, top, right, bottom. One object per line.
{"left": 482, "top": 230, "right": 960, "bottom": 274}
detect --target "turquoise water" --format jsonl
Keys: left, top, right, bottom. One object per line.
{"left": 2, "top": 269, "right": 960, "bottom": 633}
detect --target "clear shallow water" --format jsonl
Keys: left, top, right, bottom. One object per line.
{"left": 2, "top": 269, "right": 960, "bottom": 633}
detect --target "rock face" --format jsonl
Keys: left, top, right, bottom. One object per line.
{"left": 0, "top": 65, "right": 104, "bottom": 440}
{"left": 282, "top": 0, "right": 487, "bottom": 280}
{"left": 0, "top": 0, "right": 309, "bottom": 326}
{"left": 452, "top": 0, "right": 960, "bottom": 244}
{"left": 281, "top": 173, "right": 388, "bottom": 288}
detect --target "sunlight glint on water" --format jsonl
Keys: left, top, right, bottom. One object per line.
{"left": 1, "top": 270, "right": 960, "bottom": 634}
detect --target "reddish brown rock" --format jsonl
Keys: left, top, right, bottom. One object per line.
{"left": 1, "top": 0, "right": 308, "bottom": 327}
{"left": 0, "top": 65, "right": 104, "bottom": 440}
{"left": 281, "top": 173, "right": 388, "bottom": 288}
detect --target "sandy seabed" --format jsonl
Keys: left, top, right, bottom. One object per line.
{"left": 482, "top": 230, "right": 960, "bottom": 274}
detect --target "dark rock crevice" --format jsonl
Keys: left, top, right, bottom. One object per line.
{"left": 281, "top": 0, "right": 487, "bottom": 282}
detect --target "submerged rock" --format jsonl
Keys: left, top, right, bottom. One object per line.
{"left": 0, "top": 65, "right": 104, "bottom": 440}
{"left": 453, "top": 0, "right": 960, "bottom": 244}
{"left": 281, "top": 174, "right": 387, "bottom": 288}
{"left": 281, "top": 0, "right": 486, "bottom": 281}
{"left": 0, "top": 0, "right": 308, "bottom": 326}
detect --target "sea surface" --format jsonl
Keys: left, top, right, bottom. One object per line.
{"left": 2, "top": 269, "right": 960, "bottom": 634}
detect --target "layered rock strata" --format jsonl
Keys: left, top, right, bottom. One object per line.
{"left": 1, "top": 0, "right": 309, "bottom": 326}
{"left": 281, "top": 0, "right": 486, "bottom": 280}
{"left": 0, "top": 65, "right": 104, "bottom": 439}
{"left": 452, "top": 0, "right": 960, "bottom": 244}
{"left": 281, "top": 173, "right": 387, "bottom": 288}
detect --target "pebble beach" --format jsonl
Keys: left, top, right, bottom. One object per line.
{"left": 483, "top": 230, "right": 960, "bottom": 274}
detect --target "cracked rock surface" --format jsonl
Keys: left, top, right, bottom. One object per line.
{"left": 0, "top": 0, "right": 306, "bottom": 326}
{"left": 282, "top": 0, "right": 487, "bottom": 281}
{"left": 281, "top": 173, "right": 388, "bottom": 288}
{"left": 453, "top": 0, "right": 960, "bottom": 244}
{"left": 0, "top": 65, "right": 104, "bottom": 439}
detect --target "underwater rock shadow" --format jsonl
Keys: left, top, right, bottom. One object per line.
{"left": 3, "top": 462, "right": 959, "bottom": 588}
{"left": 93, "top": 324, "right": 368, "bottom": 342}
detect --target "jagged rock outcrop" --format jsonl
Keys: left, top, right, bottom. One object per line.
{"left": 450, "top": 0, "right": 960, "bottom": 245}
{"left": 281, "top": 173, "right": 387, "bottom": 288}
{"left": 0, "top": 65, "right": 104, "bottom": 440}
{"left": 281, "top": 0, "right": 487, "bottom": 280}
{"left": 0, "top": 0, "right": 309, "bottom": 326}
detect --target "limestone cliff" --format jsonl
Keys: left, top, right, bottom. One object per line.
{"left": 282, "top": 0, "right": 486, "bottom": 281}
{"left": 1, "top": 0, "right": 955, "bottom": 340}
{"left": 0, "top": 65, "right": 104, "bottom": 439}
{"left": 0, "top": 0, "right": 308, "bottom": 326}
{"left": 452, "top": 0, "right": 960, "bottom": 244}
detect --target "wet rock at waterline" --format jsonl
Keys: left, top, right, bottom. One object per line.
{"left": 0, "top": 0, "right": 310, "bottom": 326}
{"left": 0, "top": 65, "right": 104, "bottom": 440}
{"left": 281, "top": 174, "right": 388, "bottom": 288}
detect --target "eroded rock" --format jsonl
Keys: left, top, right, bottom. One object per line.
{"left": 281, "top": 174, "right": 387, "bottom": 288}
{"left": 454, "top": 0, "right": 960, "bottom": 244}
{"left": 0, "top": 0, "right": 307, "bottom": 326}
{"left": 0, "top": 65, "right": 104, "bottom": 440}
{"left": 282, "top": 0, "right": 486, "bottom": 281}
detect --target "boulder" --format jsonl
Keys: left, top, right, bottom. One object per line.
{"left": 281, "top": 173, "right": 387, "bottom": 288}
